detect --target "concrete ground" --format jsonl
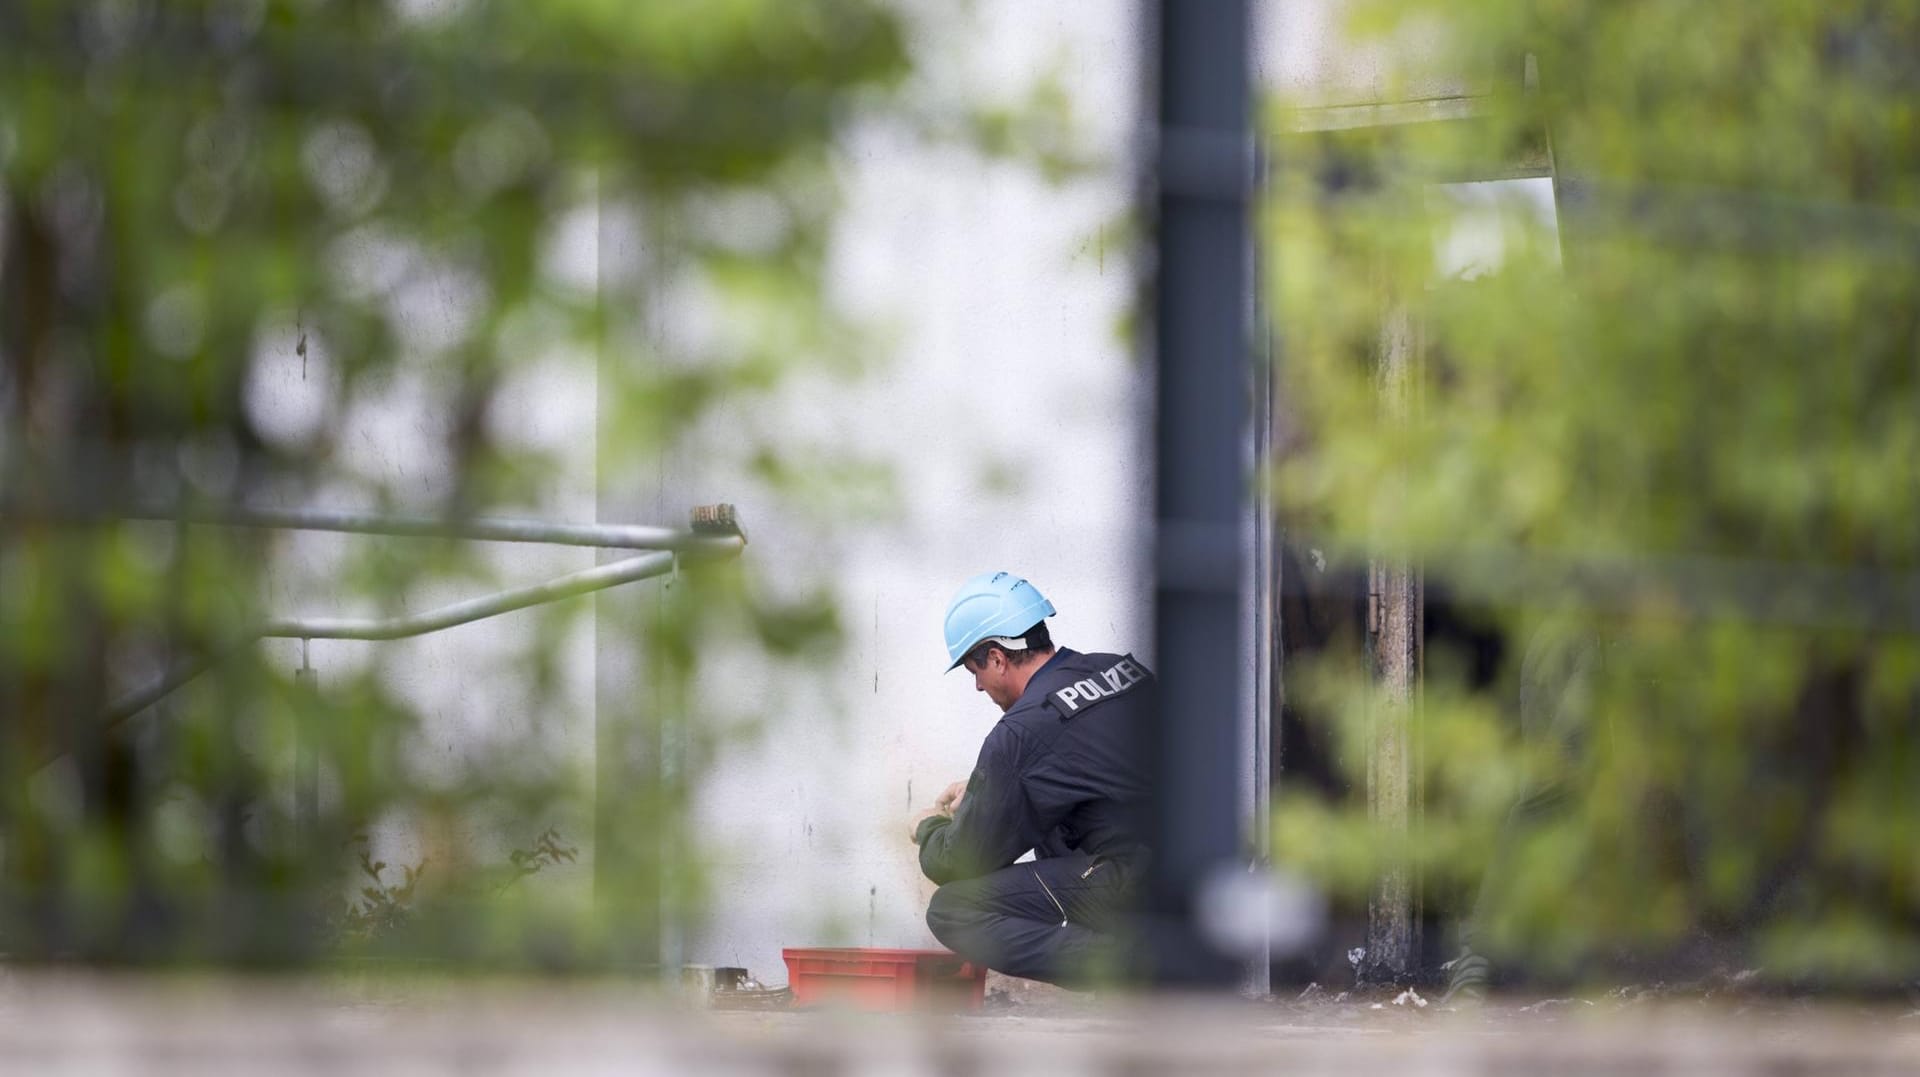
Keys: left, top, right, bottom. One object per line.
{"left": 0, "top": 973, "right": 1914, "bottom": 1074}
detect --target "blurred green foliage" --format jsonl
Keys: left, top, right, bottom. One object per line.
{"left": 1266, "top": 2, "right": 1920, "bottom": 985}
{"left": 0, "top": 0, "right": 910, "bottom": 967}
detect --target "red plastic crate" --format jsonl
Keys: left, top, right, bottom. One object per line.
{"left": 782, "top": 947, "right": 987, "bottom": 1012}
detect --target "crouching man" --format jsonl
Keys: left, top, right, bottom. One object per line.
{"left": 908, "top": 571, "right": 1156, "bottom": 988}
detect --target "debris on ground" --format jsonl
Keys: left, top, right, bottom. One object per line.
{"left": 708, "top": 987, "right": 794, "bottom": 1012}
{"left": 1700, "top": 968, "right": 1764, "bottom": 999}
{"left": 1517, "top": 998, "right": 1592, "bottom": 1015}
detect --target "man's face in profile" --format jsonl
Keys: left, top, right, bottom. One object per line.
{"left": 963, "top": 649, "right": 1020, "bottom": 713}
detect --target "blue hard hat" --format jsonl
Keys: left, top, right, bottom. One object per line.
{"left": 943, "top": 572, "right": 1056, "bottom": 671}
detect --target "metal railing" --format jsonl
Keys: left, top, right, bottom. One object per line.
{"left": 81, "top": 502, "right": 746, "bottom": 727}
{"left": 113, "top": 502, "right": 746, "bottom": 555}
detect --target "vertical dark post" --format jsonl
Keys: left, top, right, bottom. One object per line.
{"left": 1146, "top": 0, "right": 1250, "bottom": 987}
{"left": 1360, "top": 308, "right": 1422, "bottom": 985}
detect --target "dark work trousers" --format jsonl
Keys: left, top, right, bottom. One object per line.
{"left": 925, "top": 852, "right": 1135, "bottom": 988}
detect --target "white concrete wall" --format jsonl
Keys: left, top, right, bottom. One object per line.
{"left": 248, "top": 268, "right": 600, "bottom": 896}
{"left": 1257, "top": 0, "right": 1480, "bottom": 108}
{"left": 605, "top": 2, "right": 1152, "bottom": 980}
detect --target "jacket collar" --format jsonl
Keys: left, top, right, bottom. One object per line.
{"left": 1012, "top": 647, "right": 1078, "bottom": 707}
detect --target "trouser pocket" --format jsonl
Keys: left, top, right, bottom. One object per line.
{"left": 1029, "top": 868, "right": 1069, "bottom": 926}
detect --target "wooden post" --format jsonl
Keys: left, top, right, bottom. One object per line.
{"left": 1361, "top": 304, "right": 1422, "bottom": 985}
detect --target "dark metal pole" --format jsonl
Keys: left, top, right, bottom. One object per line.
{"left": 1147, "top": 0, "right": 1251, "bottom": 987}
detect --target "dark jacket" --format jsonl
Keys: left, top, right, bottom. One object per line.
{"left": 915, "top": 648, "right": 1155, "bottom": 885}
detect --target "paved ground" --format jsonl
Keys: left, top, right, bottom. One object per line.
{"left": 0, "top": 973, "right": 1914, "bottom": 1074}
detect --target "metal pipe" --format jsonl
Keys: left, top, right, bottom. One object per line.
{"left": 260, "top": 551, "right": 675, "bottom": 641}
{"left": 108, "top": 504, "right": 743, "bottom": 554}
{"left": 102, "top": 649, "right": 232, "bottom": 726}
{"left": 101, "top": 551, "right": 683, "bottom": 728}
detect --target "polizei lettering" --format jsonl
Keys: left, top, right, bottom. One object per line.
{"left": 1050, "top": 657, "right": 1149, "bottom": 715}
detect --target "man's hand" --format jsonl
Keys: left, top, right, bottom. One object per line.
{"left": 907, "top": 778, "right": 971, "bottom": 843}
{"left": 934, "top": 779, "right": 968, "bottom": 815}
{"left": 907, "top": 805, "right": 950, "bottom": 844}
